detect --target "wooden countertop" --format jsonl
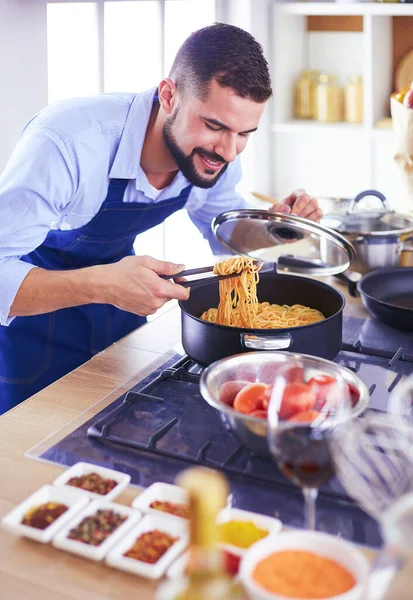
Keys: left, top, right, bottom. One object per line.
{"left": 0, "top": 280, "right": 372, "bottom": 599}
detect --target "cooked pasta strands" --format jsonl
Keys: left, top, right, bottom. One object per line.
{"left": 200, "top": 257, "right": 325, "bottom": 329}
{"left": 213, "top": 257, "right": 261, "bottom": 328}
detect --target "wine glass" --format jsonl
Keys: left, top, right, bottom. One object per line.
{"left": 267, "top": 357, "right": 352, "bottom": 530}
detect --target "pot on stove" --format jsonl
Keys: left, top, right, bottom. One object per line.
{"left": 179, "top": 209, "right": 356, "bottom": 365}
{"left": 321, "top": 190, "right": 413, "bottom": 274}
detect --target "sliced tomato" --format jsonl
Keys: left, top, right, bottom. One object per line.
{"left": 347, "top": 382, "right": 360, "bottom": 407}
{"left": 308, "top": 374, "right": 337, "bottom": 409}
{"left": 288, "top": 409, "right": 321, "bottom": 423}
{"left": 249, "top": 409, "right": 268, "bottom": 420}
{"left": 287, "top": 365, "right": 305, "bottom": 384}
{"left": 219, "top": 380, "right": 250, "bottom": 407}
{"left": 233, "top": 382, "right": 269, "bottom": 415}
{"left": 308, "top": 374, "right": 336, "bottom": 387}
{"left": 279, "top": 382, "right": 316, "bottom": 420}
{"left": 262, "top": 384, "right": 273, "bottom": 410}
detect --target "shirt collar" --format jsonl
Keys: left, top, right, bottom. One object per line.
{"left": 109, "top": 86, "right": 157, "bottom": 180}
{"left": 109, "top": 86, "right": 191, "bottom": 195}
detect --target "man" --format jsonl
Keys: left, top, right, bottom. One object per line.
{"left": 0, "top": 23, "right": 322, "bottom": 413}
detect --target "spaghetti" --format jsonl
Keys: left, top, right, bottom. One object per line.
{"left": 200, "top": 257, "right": 325, "bottom": 329}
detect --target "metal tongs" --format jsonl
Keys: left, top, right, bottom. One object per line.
{"left": 160, "top": 265, "right": 245, "bottom": 288}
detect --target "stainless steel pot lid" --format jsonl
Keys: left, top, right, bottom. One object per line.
{"left": 321, "top": 189, "right": 413, "bottom": 236}
{"left": 212, "top": 208, "right": 356, "bottom": 276}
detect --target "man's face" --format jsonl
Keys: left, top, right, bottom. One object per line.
{"left": 163, "top": 79, "right": 266, "bottom": 189}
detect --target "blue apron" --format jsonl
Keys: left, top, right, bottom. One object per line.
{"left": 0, "top": 178, "right": 191, "bottom": 413}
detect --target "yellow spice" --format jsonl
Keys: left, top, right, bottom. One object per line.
{"left": 219, "top": 520, "right": 269, "bottom": 548}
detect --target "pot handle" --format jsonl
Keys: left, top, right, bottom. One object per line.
{"left": 348, "top": 190, "right": 391, "bottom": 214}
{"left": 241, "top": 333, "right": 292, "bottom": 350}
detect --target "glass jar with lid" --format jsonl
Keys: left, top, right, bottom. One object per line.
{"left": 344, "top": 75, "right": 363, "bottom": 124}
{"left": 315, "top": 74, "right": 343, "bottom": 123}
{"left": 293, "top": 69, "right": 319, "bottom": 119}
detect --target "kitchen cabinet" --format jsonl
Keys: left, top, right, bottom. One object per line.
{"left": 270, "top": 2, "right": 413, "bottom": 212}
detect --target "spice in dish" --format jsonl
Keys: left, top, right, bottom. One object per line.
{"left": 149, "top": 499, "right": 189, "bottom": 519}
{"left": 66, "top": 472, "right": 118, "bottom": 495}
{"left": 219, "top": 520, "right": 269, "bottom": 548}
{"left": 253, "top": 550, "right": 356, "bottom": 598}
{"left": 22, "top": 502, "right": 68, "bottom": 530}
{"left": 124, "top": 529, "right": 178, "bottom": 564}
{"left": 67, "top": 509, "right": 127, "bottom": 546}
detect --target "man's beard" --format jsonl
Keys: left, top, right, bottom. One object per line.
{"left": 163, "top": 110, "right": 229, "bottom": 189}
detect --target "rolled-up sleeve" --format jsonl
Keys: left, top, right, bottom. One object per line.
{"left": 0, "top": 124, "right": 77, "bottom": 325}
{"left": 186, "top": 157, "right": 251, "bottom": 254}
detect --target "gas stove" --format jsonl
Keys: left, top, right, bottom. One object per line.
{"left": 33, "top": 312, "right": 413, "bottom": 549}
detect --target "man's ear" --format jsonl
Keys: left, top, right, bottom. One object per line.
{"left": 158, "top": 78, "right": 178, "bottom": 115}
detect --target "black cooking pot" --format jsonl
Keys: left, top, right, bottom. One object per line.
{"left": 179, "top": 271, "right": 345, "bottom": 365}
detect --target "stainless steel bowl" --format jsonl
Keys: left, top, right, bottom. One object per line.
{"left": 199, "top": 351, "right": 370, "bottom": 457}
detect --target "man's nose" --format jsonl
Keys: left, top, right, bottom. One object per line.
{"left": 216, "top": 133, "right": 238, "bottom": 163}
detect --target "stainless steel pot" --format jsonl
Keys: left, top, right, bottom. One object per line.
{"left": 199, "top": 351, "right": 370, "bottom": 457}
{"left": 321, "top": 190, "right": 413, "bottom": 274}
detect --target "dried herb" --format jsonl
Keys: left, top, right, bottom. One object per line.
{"left": 68, "top": 509, "right": 127, "bottom": 546}
{"left": 67, "top": 472, "right": 118, "bottom": 495}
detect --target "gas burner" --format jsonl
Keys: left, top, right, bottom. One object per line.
{"left": 38, "top": 313, "right": 413, "bottom": 549}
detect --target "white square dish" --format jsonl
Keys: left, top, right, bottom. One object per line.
{"left": 216, "top": 507, "right": 282, "bottom": 557}
{"left": 52, "top": 499, "right": 141, "bottom": 561}
{"left": 166, "top": 551, "right": 190, "bottom": 578}
{"left": 53, "top": 462, "right": 131, "bottom": 501}
{"left": 131, "top": 482, "right": 189, "bottom": 521}
{"left": 1, "top": 484, "right": 89, "bottom": 543}
{"left": 106, "top": 513, "right": 189, "bottom": 579}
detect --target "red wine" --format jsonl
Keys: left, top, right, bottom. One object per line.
{"left": 272, "top": 425, "right": 334, "bottom": 488}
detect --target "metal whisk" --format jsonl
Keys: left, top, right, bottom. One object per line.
{"left": 330, "top": 411, "right": 413, "bottom": 521}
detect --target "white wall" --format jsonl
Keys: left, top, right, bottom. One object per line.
{"left": 220, "top": 0, "right": 273, "bottom": 197}
{"left": 0, "top": 0, "right": 48, "bottom": 172}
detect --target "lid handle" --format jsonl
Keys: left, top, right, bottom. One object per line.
{"left": 348, "top": 189, "right": 391, "bottom": 214}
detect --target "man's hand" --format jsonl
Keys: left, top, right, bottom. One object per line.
{"left": 270, "top": 189, "right": 323, "bottom": 222}
{"left": 101, "top": 255, "right": 190, "bottom": 316}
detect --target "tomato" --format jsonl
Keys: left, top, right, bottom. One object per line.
{"left": 287, "top": 365, "right": 305, "bottom": 384}
{"left": 288, "top": 409, "right": 321, "bottom": 423}
{"left": 279, "top": 382, "right": 316, "bottom": 420}
{"left": 250, "top": 409, "right": 268, "bottom": 420}
{"left": 308, "top": 374, "right": 336, "bottom": 387}
{"left": 347, "top": 382, "right": 360, "bottom": 407}
{"left": 219, "top": 380, "right": 249, "bottom": 407}
{"left": 262, "top": 384, "right": 273, "bottom": 410}
{"left": 233, "top": 382, "right": 269, "bottom": 415}
{"left": 308, "top": 374, "right": 337, "bottom": 409}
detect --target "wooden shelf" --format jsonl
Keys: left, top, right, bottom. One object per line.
{"left": 271, "top": 120, "right": 367, "bottom": 134}
{"left": 279, "top": 2, "right": 413, "bottom": 16}
{"left": 270, "top": 1, "right": 410, "bottom": 203}
{"left": 270, "top": 121, "right": 394, "bottom": 138}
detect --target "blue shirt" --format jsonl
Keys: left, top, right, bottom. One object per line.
{"left": 0, "top": 87, "right": 248, "bottom": 326}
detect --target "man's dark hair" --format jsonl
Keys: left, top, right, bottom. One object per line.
{"left": 169, "top": 23, "right": 272, "bottom": 103}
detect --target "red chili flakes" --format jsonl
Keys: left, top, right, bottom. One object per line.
{"left": 66, "top": 472, "right": 118, "bottom": 495}
{"left": 149, "top": 500, "right": 189, "bottom": 519}
{"left": 124, "top": 529, "right": 178, "bottom": 564}
{"left": 22, "top": 502, "right": 68, "bottom": 530}
{"left": 67, "top": 509, "right": 127, "bottom": 546}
